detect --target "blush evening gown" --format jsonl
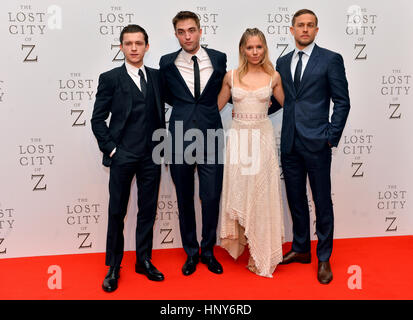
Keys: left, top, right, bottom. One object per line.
{"left": 220, "top": 70, "right": 284, "bottom": 278}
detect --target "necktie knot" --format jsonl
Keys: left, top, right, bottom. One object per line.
{"left": 138, "top": 68, "right": 145, "bottom": 81}
{"left": 298, "top": 51, "right": 304, "bottom": 60}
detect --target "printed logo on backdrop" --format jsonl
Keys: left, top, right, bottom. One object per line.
{"left": 195, "top": 6, "right": 219, "bottom": 48}
{"left": 0, "top": 204, "right": 15, "bottom": 255}
{"left": 0, "top": 80, "right": 4, "bottom": 103}
{"left": 98, "top": 6, "right": 135, "bottom": 62}
{"left": 7, "top": 4, "right": 62, "bottom": 62}
{"left": 265, "top": 7, "right": 294, "bottom": 59}
{"left": 155, "top": 194, "right": 179, "bottom": 247}
{"left": 377, "top": 186, "right": 407, "bottom": 233}
{"left": 66, "top": 198, "right": 102, "bottom": 250}
{"left": 18, "top": 138, "right": 55, "bottom": 191}
{"left": 345, "top": 5, "right": 377, "bottom": 60}
{"left": 381, "top": 70, "right": 411, "bottom": 120}
{"left": 341, "top": 129, "right": 373, "bottom": 178}
{"left": 57, "top": 74, "right": 94, "bottom": 127}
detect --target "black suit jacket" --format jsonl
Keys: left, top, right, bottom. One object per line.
{"left": 159, "top": 47, "right": 226, "bottom": 151}
{"left": 91, "top": 64, "right": 165, "bottom": 167}
{"left": 276, "top": 44, "right": 350, "bottom": 153}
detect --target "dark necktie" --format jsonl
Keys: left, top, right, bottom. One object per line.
{"left": 138, "top": 68, "right": 147, "bottom": 97}
{"left": 191, "top": 55, "right": 200, "bottom": 100}
{"left": 294, "top": 51, "right": 304, "bottom": 92}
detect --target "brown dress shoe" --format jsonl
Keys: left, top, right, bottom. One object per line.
{"left": 318, "top": 261, "right": 333, "bottom": 284}
{"left": 280, "top": 250, "right": 311, "bottom": 264}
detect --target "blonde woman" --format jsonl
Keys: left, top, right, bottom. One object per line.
{"left": 218, "top": 28, "right": 285, "bottom": 278}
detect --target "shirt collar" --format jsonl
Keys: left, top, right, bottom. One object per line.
{"left": 294, "top": 42, "right": 315, "bottom": 58}
{"left": 125, "top": 61, "right": 146, "bottom": 79}
{"left": 180, "top": 46, "right": 206, "bottom": 64}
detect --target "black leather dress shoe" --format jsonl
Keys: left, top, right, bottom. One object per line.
{"left": 318, "top": 261, "right": 333, "bottom": 284}
{"left": 135, "top": 259, "right": 164, "bottom": 281}
{"left": 280, "top": 250, "right": 311, "bottom": 265}
{"left": 102, "top": 266, "right": 120, "bottom": 292}
{"left": 182, "top": 255, "right": 199, "bottom": 276}
{"left": 201, "top": 255, "right": 223, "bottom": 274}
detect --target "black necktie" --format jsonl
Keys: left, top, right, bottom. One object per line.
{"left": 138, "top": 68, "right": 147, "bottom": 97}
{"left": 294, "top": 51, "right": 304, "bottom": 92}
{"left": 192, "top": 55, "right": 200, "bottom": 100}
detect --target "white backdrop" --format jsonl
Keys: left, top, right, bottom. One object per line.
{"left": 0, "top": 0, "right": 412, "bottom": 259}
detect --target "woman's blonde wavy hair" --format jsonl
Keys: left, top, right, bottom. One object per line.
{"left": 237, "top": 28, "right": 274, "bottom": 85}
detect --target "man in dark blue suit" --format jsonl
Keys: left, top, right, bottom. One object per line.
{"left": 159, "top": 11, "right": 226, "bottom": 276}
{"left": 91, "top": 25, "right": 166, "bottom": 292}
{"left": 276, "top": 9, "right": 350, "bottom": 284}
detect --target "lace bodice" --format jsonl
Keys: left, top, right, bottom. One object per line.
{"left": 231, "top": 70, "right": 272, "bottom": 116}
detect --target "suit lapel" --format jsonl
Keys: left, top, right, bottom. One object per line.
{"left": 297, "top": 44, "right": 320, "bottom": 96}
{"left": 281, "top": 51, "right": 296, "bottom": 96}
{"left": 119, "top": 64, "right": 131, "bottom": 94}
{"left": 168, "top": 49, "right": 195, "bottom": 99}
{"left": 119, "top": 64, "right": 133, "bottom": 116}
{"left": 200, "top": 47, "right": 217, "bottom": 99}
{"left": 145, "top": 66, "right": 163, "bottom": 124}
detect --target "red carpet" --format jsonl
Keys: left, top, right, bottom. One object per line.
{"left": 0, "top": 236, "right": 412, "bottom": 300}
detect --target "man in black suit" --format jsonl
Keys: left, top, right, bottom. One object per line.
{"left": 159, "top": 11, "right": 227, "bottom": 276}
{"left": 91, "top": 25, "right": 165, "bottom": 292}
{"left": 276, "top": 9, "right": 350, "bottom": 284}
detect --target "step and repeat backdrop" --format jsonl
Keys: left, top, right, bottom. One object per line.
{"left": 0, "top": 0, "right": 412, "bottom": 259}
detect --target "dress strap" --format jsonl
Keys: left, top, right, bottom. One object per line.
{"left": 269, "top": 73, "right": 273, "bottom": 88}
{"left": 231, "top": 69, "right": 234, "bottom": 88}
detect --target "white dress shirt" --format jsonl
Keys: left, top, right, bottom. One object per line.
{"left": 290, "top": 42, "right": 315, "bottom": 80}
{"left": 174, "top": 46, "right": 213, "bottom": 97}
{"left": 125, "top": 61, "right": 147, "bottom": 91}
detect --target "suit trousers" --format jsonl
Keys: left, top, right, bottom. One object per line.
{"left": 105, "top": 148, "right": 161, "bottom": 266}
{"left": 281, "top": 134, "right": 334, "bottom": 262}
{"left": 170, "top": 160, "right": 223, "bottom": 258}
